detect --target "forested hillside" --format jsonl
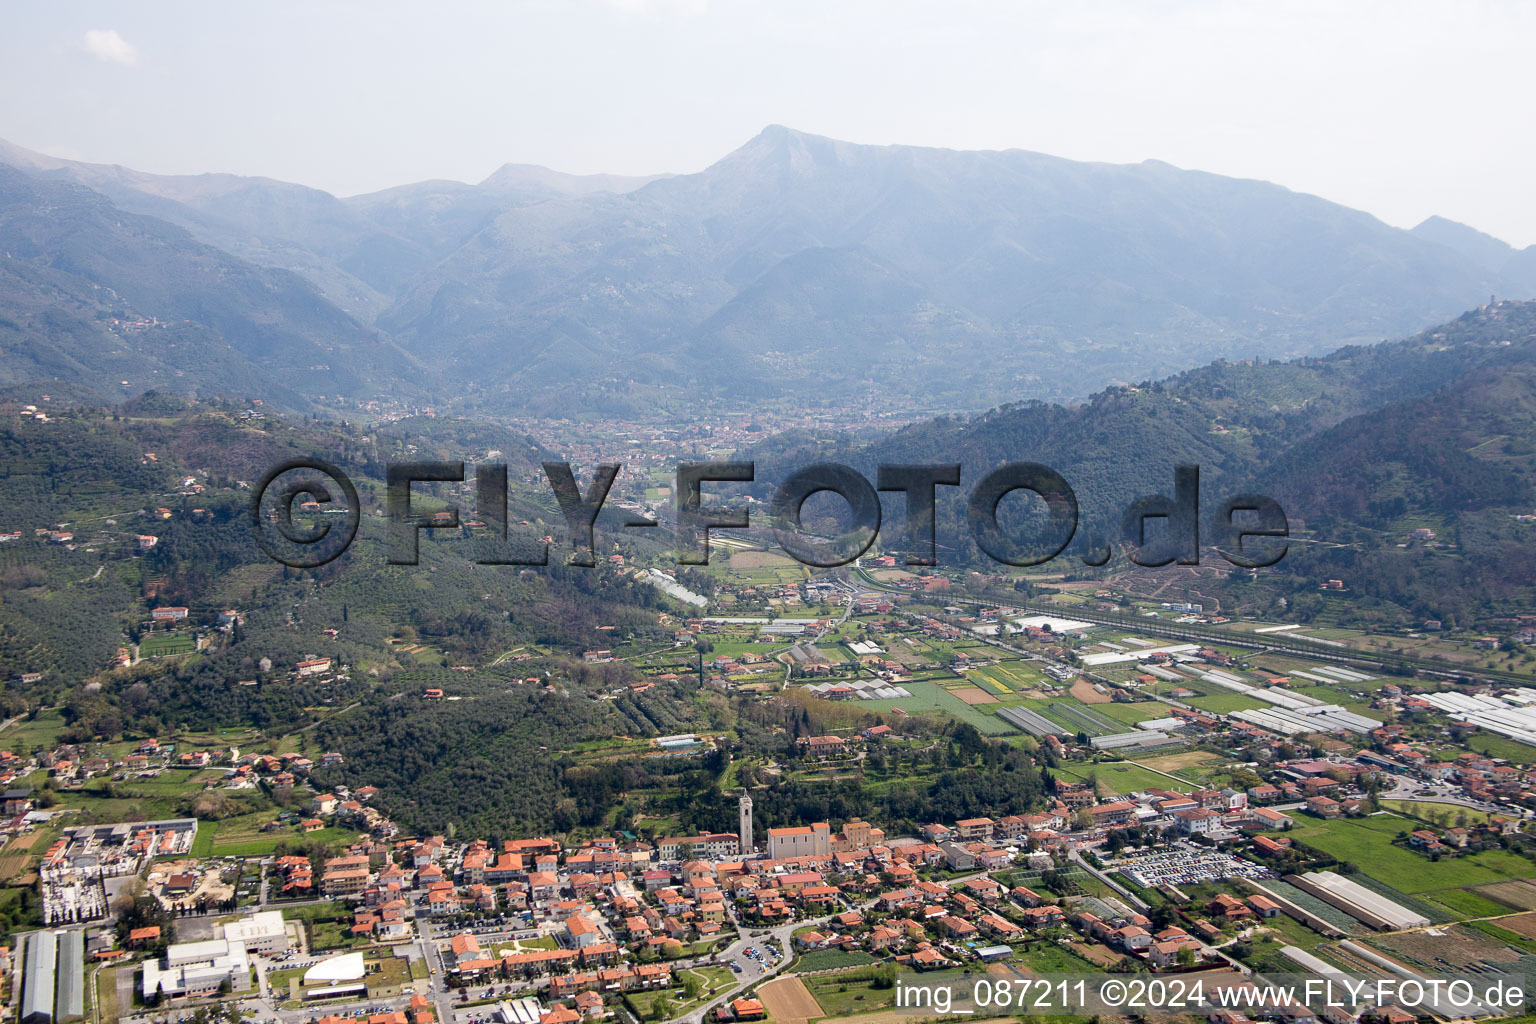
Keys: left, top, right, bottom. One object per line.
{"left": 740, "top": 301, "right": 1536, "bottom": 627}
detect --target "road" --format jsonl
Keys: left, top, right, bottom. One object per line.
{"left": 678, "top": 912, "right": 840, "bottom": 1024}
{"left": 1066, "top": 848, "right": 1147, "bottom": 912}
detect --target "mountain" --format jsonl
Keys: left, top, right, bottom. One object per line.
{"left": 4, "top": 128, "right": 1536, "bottom": 416}
{"left": 0, "top": 139, "right": 661, "bottom": 322}
{"left": 1412, "top": 214, "right": 1536, "bottom": 290}
{"left": 755, "top": 300, "right": 1536, "bottom": 627}
{"left": 377, "top": 126, "right": 1536, "bottom": 412}
{"left": 0, "top": 164, "right": 422, "bottom": 407}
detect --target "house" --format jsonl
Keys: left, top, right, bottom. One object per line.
{"left": 1251, "top": 807, "right": 1292, "bottom": 830}
{"left": 1207, "top": 894, "right": 1251, "bottom": 921}
{"left": 1247, "top": 895, "right": 1281, "bottom": 919}
{"left": 729, "top": 999, "right": 766, "bottom": 1021}
{"left": 1114, "top": 925, "right": 1151, "bottom": 951}
{"left": 1305, "top": 795, "right": 1341, "bottom": 818}
{"left": 1150, "top": 938, "right": 1201, "bottom": 969}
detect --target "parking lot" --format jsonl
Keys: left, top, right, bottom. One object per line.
{"left": 1111, "top": 843, "right": 1274, "bottom": 888}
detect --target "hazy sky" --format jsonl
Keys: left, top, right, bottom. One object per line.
{"left": 4, "top": 1, "right": 1535, "bottom": 246}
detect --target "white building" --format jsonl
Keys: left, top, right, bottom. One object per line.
{"left": 143, "top": 938, "right": 250, "bottom": 999}
{"left": 224, "top": 910, "right": 288, "bottom": 956}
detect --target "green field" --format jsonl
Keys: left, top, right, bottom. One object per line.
{"left": 857, "top": 680, "right": 1015, "bottom": 734}
{"left": 1185, "top": 692, "right": 1265, "bottom": 714}
{"left": 140, "top": 632, "right": 197, "bottom": 657}
{"left": 1287, "top": 814, "right": 1536, "bottom": 893}
{"left": 1094, "top": 701, "right": 1175, "bottom": 726}
{"left": 793, "top": 948, "right": 876, "bottom": 972}
{"left": 1011, "top": 941, "right": 1099, "bottom": 972}
{"left": 1291, "top": 685, "right": 1377, "bottom": 717}
{"left": 1465, "top": 731, "right": 1536, "bottom": 765}
{"left": 804, "top": 965, "right": 905, "bottom": 1017}
{"left": 1379, "top": 800, "right": 1502, "bottom": 826}
{"left": 0, "top": 711, "right": 68, "bottom": 754}
{"left": 1057, "top": 761, "right": 1176, "bottom": 797}
{"left": 1425, "top": 887, "right": 1516, "bottom": 918}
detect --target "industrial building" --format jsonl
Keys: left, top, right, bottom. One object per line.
{"left": 21, "top": 931, "right": 56, "bottom": 1024}
{"left": 56, "top": 931, "right": 83, "bottom": 1022}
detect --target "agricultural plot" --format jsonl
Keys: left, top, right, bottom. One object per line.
{"left": 0, "top": 832, "right": 44, "bottom": 882}
{"left": 1058, "top": 761, "right": 1178, "bottom": 797}
{"left": 946, "top": 685, "right": 1000, "bottom": 705}
{"left": 758, "top": 977, "right": 825, "bottom": 1024}
{"left": 1286, "top": 814, "right": 1536, "bottom": 894}
{"left": 1290, "top": 685, "right": 1378, "bottom": 717}
{"left": 140, "top": 632, "right": 197, "bottom": 657}
{"left": 1137, "top": 750, "right": 1221, "bottom": 773}
{"left": 1474, "top": 881, "right": 1536, "bottom": 911}
{"left": 1044, "top": 700, "right": 1120, "bottom": 736}
{"left": 804, "top": 967, "right": 902, "bottom": 1018}
{"left": 1371, "top": 925, "right": 1524, "bottom": 971}
{"left": 1185, "top": 692, "right": 1267, "bottom": 715}
{"left": 1465, "top": 732, "right": 1536, "bottom": 764}
{"left": 1425, "top": 887, "right": 1516, "bottom": 919}
{"left": 982, "top": 660, "right": 1046, "bottom": 690}
{"left": 970, "top": 675, "right": 1013, "bottom": 696}
{"left": 1494, "top": 913, "right": 1536, "bottom": 939}
{"left": 856, "top": 680, "right": 1015, "bottom": 734}
{"left": 1094, "top": 700, "right": 1175, "bottom": 726}
{"left": 3, "top": 711, "right": 69, "bottom": 751}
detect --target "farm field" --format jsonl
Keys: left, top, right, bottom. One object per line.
{"left": 1378, "top": 800, "right": 1502, "bottom": 826}
{"left": 1185, "top": 692, "right": 1266, "bottom": 714}
{"left": 856, "top": 680, "right": 1016, "bottom": 735}
{"left": 0, "top": 831, "right": 44, "bottom": 882}
{"left": 1007, "top": 941, "right": 1100, "bottom": 972}
{"left": 1137, "top": 750, "right": 1221, "bottom": 773}
{"left": 1424, "top": 887, "right": 1517, "bottom": 918}
{"left": 1463, "top": 732, "right": 1536, "bottom": 764}
{"left": 1286, "top": 814, "right": 1536, "bottom": 893}
{"left": 1093, "top": 701, "right": 1175, "bottom": 726}
{"left": 793, "top": 949, "right": 875, "bottom": 972}
{"left": 1069, "top": 679, "right": 1111, "bottom": 703}
{"left": 139, "top": 632, "right": 197, "bottom": 657}
{"left": 191, "top": 813, "right": 360, "bottom": 857}
{"left": 803, "top": 967, "right": 905, "bottom": 1018}
{"left": 1473, "top": 881, "right": 1536, "bottom": 910}
{"left": 1057, "top": 761, "right": 1179, "bottom": 797}
{"left": 758, "top": 977, "right": 824, "bottom": 1024}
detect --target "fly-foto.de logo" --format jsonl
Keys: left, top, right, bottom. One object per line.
{"left": 250, "top": 459, "right": 1288, "bottom": 571}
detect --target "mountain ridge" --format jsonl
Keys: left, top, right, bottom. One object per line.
{"left": 4, "top": 128, "right": 1536, "bottom": 416}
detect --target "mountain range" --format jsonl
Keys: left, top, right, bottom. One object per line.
{"left": 2, "top": 128, "right": 1534, "bottom": 414}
